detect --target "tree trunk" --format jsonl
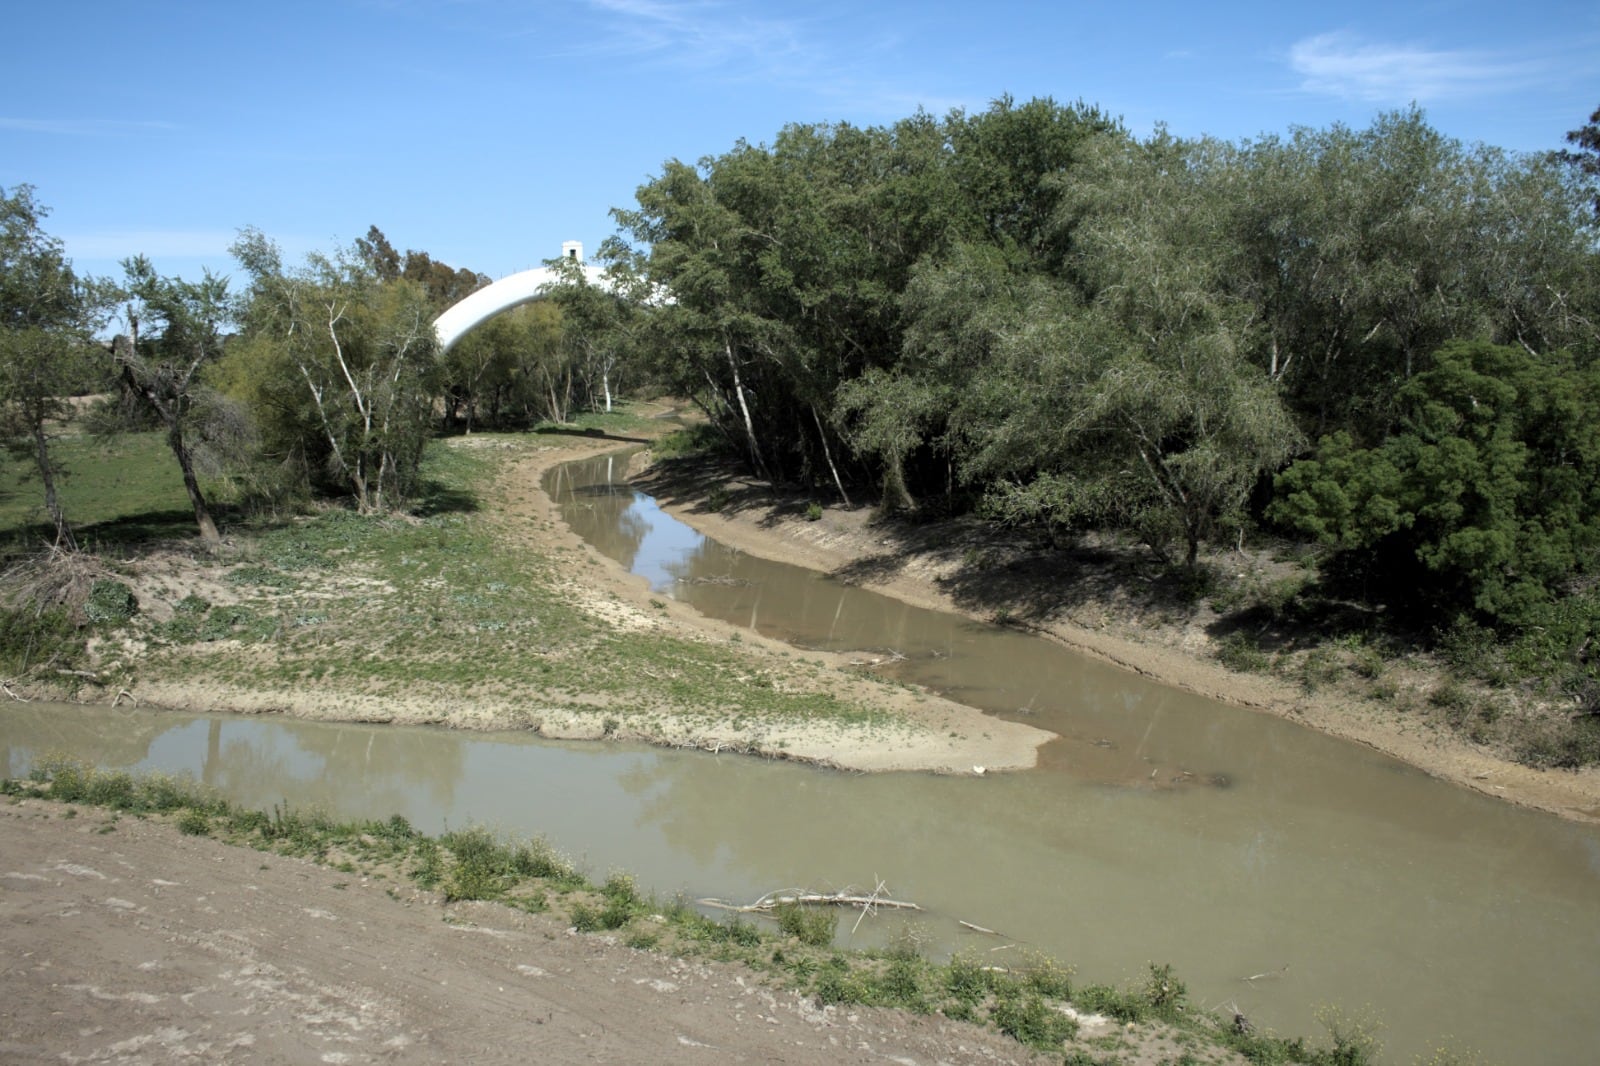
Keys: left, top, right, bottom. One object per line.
{"left": 724, "top": 337, "right": 771, "bottom": 482}
{"left": 168, "top": 425, "right": 221, "bottom": 548}
{"left": 30, "top": 417, "right": 76, "bottom": 552}
{"left": 811, "top": 404, "right": 851, "bottom": 507}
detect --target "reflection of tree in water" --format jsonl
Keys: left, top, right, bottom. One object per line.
{"left": 199, "top": 718, "right": 466, "bottom": 821}
{"left": 0, "top": 703, "right": 186, "bottom": 778}
{"left": 611, "top": 495, "right": 650, "bottom": 573}
{"left": 547, "top": 456, "right": 651, "bottom": 573}
{"left": 660, "top": 535, "right": 721, "bottom": 588}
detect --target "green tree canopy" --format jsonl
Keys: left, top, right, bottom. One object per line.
{"left": 0, "top": 185, "right": 106, "bottom": 549}
{"left": 1270, "top": 340, "right": 1600, "bottom": 621}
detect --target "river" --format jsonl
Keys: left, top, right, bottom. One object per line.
{"left": 3, "top": 450, "right": 1597, "bottom": 1064}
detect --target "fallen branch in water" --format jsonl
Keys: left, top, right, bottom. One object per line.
{"left": 1241, "top": 965, "right": 1290, "bottom": 983}
{"left": 959, "top": 919, "right": 1006, "bottom": 937}
{"left": 1, "top": 679, "right": 29, "bottom": 702}
{"left": 698, "top": 886, "right": 922, "bottom": 915}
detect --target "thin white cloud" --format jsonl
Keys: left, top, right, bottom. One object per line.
{"left": 1287, "top": 32, "right": 1544, "bottom": 103}
{"left": 0, "top": 117, "right": 175, "bottom": 136}
{"left": 58, "top": 229, "right": 241, "bottom": 261}
{"left": 571, "top": 0, "right": 812, "bottom": 77}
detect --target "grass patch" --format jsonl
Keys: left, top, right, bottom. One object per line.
{"left": 0, "top": 431, "right": 208, "bottom": 549}
{"left": 58, "top": 432, "right": 906, "bottom": 740}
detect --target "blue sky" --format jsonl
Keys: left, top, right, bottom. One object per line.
{"left": 7, "top": 0, "right": 1597, "bottom": 287}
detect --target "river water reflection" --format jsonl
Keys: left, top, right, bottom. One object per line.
{"left": 2, "top": 453, "right": 1597, "bottom": 1063}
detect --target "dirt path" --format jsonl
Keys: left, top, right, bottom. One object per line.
{"left": 1, "top": 799, "right": 1060, "bottom": 1065}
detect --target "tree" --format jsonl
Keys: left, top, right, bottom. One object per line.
{"left": 538, "top": 245, "right": 660, "bottom": 417}
{"left": 1270, "top": 341, "right": 1600, "bottom": 621}
{"left": 229, "top": 229, "right": 444, "bottom": 512}
{"left": 115, "top": 256, "right": 234, "bottom": 548}
{"left": 1010, "top": 130, "right": 1302, "bottom": 566}
{"left": 1557, "top": 104, "right": 1600, "bottom": 222}
{"left": 0, "top": 185, "right": 104, "bottom": 549}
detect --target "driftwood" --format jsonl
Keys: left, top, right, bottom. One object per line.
{"left": 1241, "top": 964, "right": 1290, "bottom": 983}
{"left": 699, "top": 884, "right": 921, "bottom": 916}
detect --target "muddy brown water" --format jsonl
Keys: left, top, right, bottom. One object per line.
{"left": 3, "top": 454, "right": 1597, "bottom": 1064}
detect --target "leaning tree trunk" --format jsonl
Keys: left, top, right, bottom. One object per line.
{"left": 29, "top": 418, "right": 76, "bottom": 552}
{"left": 168, "top": 425, "right": 221, "bottom": 548}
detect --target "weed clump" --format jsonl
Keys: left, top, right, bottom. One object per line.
{"left": 84, "top": 580, "right": 138, "bottom": 625}
{"left": 1217, "top": 632, "right": 1271, "bottom": 673}
{"left": 773, "top": 901, "right": 836, "bottom": 946}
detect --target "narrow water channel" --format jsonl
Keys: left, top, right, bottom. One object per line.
{"left": 544, "top": 451, "right": 1600, "bottom": 1064}
{"left": 2, "top": 453, "right": 1596, "bottom": 1064}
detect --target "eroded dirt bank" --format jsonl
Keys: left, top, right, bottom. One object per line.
{"left": 630, "top": 453, "right": 1600, "bottom": 824}
{"left": 0, "top": 798, "right": 1063, "bottom": 1066}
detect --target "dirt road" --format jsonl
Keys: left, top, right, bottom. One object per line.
{"left": 1, "top": 799, "right": 1051, "bottom": 1065}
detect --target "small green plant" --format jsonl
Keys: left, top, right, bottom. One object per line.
{"left": 812, "top": 956, "right": 867, "bottom": 1005}
{"left": 84, "top": 580, "right": 138, "bottom": 625}
{"left": 1143, "top": 961, "right": 1187, "bottom": 1016}
{"left": 706, "top": 485, "right": 732, "bottom": 512}
{"left": 176, "top": 809, "right": 210, "bottom": 835}
{"left": 945, "top": 952, "right": 991, "bottom": 1005}
{"left": 1022, "top": 952, "right": 1073, "bottom": 999}
{"left": 1350, "top": 646, "right": 1387, "bottom": 680}
{"left": 441, "top": 826, "right": 513, "bottom": 902}
{"left": 625, "top": 927, "right": 661, "bottom": 950}
{"left": 1315, "top": 1005, "right": 1383, "bottom": 1066}
{"left": 1297, "top": 647, "right": 1342, "bottom": 693}
{"left": 0, "top": 604, "right": 85, "bottom": 675}
{"left": 410, "top": 838, "right": 444, "bottom": 889}
{"left": 804, "top": 501, "right": 823, "bottom": 522}
{"left": 991, "top": 991, "right": 1077, "bottom": 1051}
{"left": 1217, "top": 632, "right": 1270, "bottom": 673}
{"left": 774, "top": 901, "right": 836, "bottom": 947}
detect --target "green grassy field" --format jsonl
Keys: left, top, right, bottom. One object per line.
{"left": 1, "top": 431, "right": 199, "bottom": 549}
{"left": 5, "top": 418, "right": 908, "bottom": 745}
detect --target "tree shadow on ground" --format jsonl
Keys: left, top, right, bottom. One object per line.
{"left": 71, "top": 509, "right": 210, "bottom": 551}
{"left": 1204, "top": 597, "right": 1387, "bottom": 656}
{"left": 533, "top": 426, "right": 652, "bottom": 445}
{"left": 411, "top": 480, "right": 480, "bottom": 518}
{"left": 636, "top": 453, "right": 1214, "bottom": 628}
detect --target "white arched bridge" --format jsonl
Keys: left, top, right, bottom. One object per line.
{"left": 432, "top": 256, "right": 606, "bottom": 352}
